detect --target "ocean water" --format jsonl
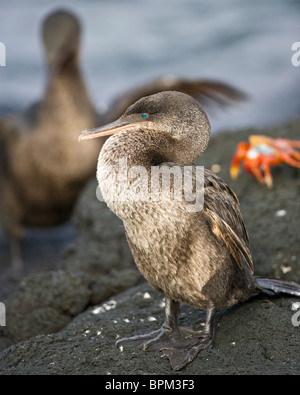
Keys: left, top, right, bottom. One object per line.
{"left": 0, "top": 0, "right": 300, "bottom": 133}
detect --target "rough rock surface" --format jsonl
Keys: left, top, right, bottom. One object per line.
{"left": 0, "top": 118, "right": 299, "bottom": 374}
{"left": 0, "top": 188, "right": 141, "bottom": 351}
{"left": 0, "top": 283, "right": 299, "bottom": 375}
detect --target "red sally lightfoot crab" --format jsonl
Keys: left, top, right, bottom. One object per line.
{"left": 230, "top": 135, "right": 300, "bottom": 187}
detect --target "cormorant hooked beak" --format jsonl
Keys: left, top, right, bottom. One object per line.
{"left": 78, "top": 118, "right": 154, "bottom": 142}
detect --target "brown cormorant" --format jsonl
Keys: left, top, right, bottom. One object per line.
{"left": 79, "top": 91, "right": 300, "bottom": 370}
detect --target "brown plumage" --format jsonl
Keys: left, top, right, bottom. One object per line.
{"left": 79, "top": 91, "right": 300, "bottom": 370}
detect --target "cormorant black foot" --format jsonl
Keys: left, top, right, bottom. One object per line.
{"left": 160, "top": 329, "right": 213, "bottom": 371}
{"left": 116, "top": 325, "right": 213, "bottom": 370}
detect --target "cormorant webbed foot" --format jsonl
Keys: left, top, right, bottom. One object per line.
{"left": 160, "top": 330, "right": 213, "bottom": 371}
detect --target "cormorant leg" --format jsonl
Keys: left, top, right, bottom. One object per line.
{"left": 204, "top": 301, "right": 216, "bottom": 338}
{"left": 160, "top": 301, "right": 216, "bottom": 371}
{"left": 162, "top": 297, "right": 180, "bottom": 331}
{"left": 10, "top": 236, "right": 23, "bottom": 276}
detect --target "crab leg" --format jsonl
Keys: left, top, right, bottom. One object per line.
{"left": 281, "top": 153, "right": 300, "bottom": 168}
{"left": 260, "top": 160, "right": 273, "bottom": 188}
{"left": 244, "top": 160, "right": 265, "bottom": 185}
{"left": 275, "top": 138, "right": 300, "bottom": 149}
{"left": 230, "top": 142, "right": 250, "bottom": 180}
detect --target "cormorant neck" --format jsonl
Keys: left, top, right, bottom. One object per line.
{"left": 46, "top": 53, "right": 81, "bottom": 87}
{"left": 37, "top": 58, "right": 95, "bottom": 131}
{"left": 100, "top": 127, "right": 202, "bottom": 170}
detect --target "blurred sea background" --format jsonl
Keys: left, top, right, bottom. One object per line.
{"left": 0, "top": 0, "right": 300, "bottom": 294}
{"left": 0, "top": 0, "right": 300, "bottom": 133}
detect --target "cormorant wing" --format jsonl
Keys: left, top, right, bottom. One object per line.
{"left": 104, "top": 76, "right": 247, "bottom": 123}
{"left": 203, "top": 169, "right": 254, "bottom": 273}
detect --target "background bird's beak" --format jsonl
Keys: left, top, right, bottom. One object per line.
{"left": 78, "top": 119, "right": 154, "bottom": 142}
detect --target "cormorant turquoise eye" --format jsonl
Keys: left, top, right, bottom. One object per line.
{"left": 141, "top": 113, "right": 148, "bottom": 119}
